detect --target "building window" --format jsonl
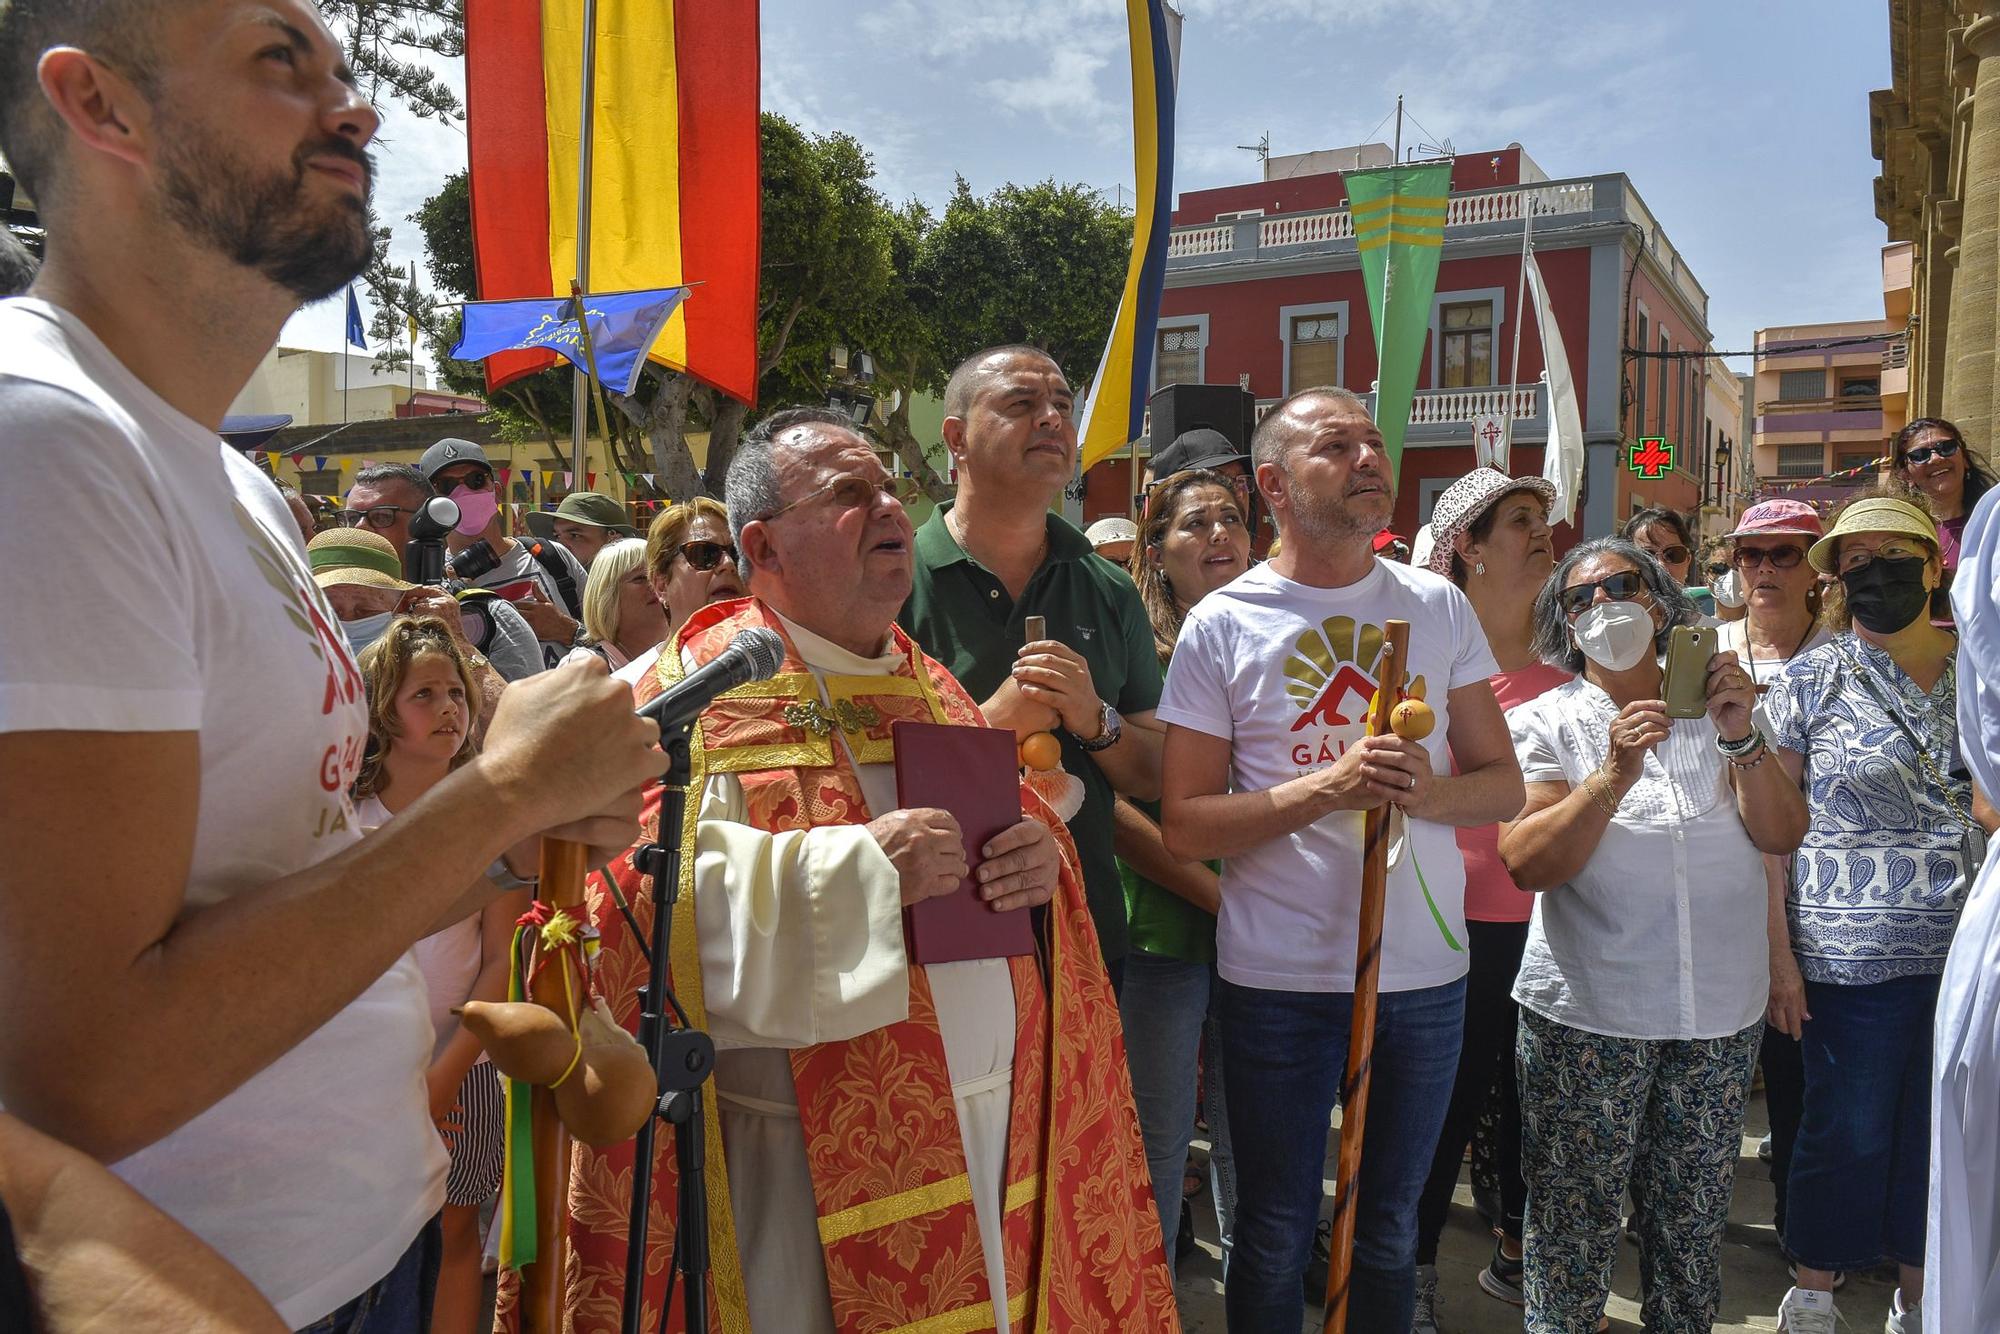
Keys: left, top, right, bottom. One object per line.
{"left": 1838, "top": 374, "right": 1881, "bottom": 405}
{"left": 1288, "top": 314, "right": 1342, "bottom": 393}
{"left": 1776, "top": 444, "right": 1824, "bottom": 478}
{"left": 1439, "top": 300, "right": 1494, "bottom": 387}
{"left": 1779, "top": 369, "right": 1826, "bottom": 401}
{"left": 1155, "top": 325, "right": 1202, "bottom": 388}
{"left": 1214, "top": 208, "right": 1265, "bottom": 221}
{"left": 300, "top": 470, "right": 341, "bottom": 498}
{"left": 1834, "top": 448, "right": 1880, "bottom": 474}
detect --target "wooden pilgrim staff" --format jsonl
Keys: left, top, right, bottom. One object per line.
{"left": 518, "top": 836, "right": 591, "bottom": 1333}
{"left": 1319, "top": 619, "right": 1424, "bottom": 1334}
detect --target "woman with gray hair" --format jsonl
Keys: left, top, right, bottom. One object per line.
{"left": 1498, "top": 537, "right": 1806, "bottom": 1333}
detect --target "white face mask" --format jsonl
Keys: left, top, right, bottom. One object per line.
{"left": 1708, "top": 567, "right": 1746, "bottom": 608}
{"left": 342, "top": 610, "right": 396, "bottom": 657}
{"left": 1572, "top": 599, "right": 1657, "bottom": 672}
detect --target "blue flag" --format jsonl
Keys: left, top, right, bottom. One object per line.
{"left": 450, "top": 288, "right": 691, "bottom": 396}
{"left": 344, "top": 286, "right": 368, "bottom": 350}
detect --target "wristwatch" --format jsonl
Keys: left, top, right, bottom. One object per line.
{"left": 1072, "top": 700, "right": 1123, "bottom": 753}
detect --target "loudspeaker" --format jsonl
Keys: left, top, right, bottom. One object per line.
{"left": 1149, "top": 382, "right": 1256, "bottom": 452}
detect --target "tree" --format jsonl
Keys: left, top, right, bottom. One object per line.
{"left": 321, "top": 1, "right": 465, "bottom": 124}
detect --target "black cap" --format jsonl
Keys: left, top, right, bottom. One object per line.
{"left": 1151, "top": 427, "right": 1249, "bottom": 478}
{"left": 417, "top": 437, "right": 491, "bottom": 480}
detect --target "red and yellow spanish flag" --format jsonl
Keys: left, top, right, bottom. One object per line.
{"left": 465, "top": 1, "right": 761, "bottom": 404}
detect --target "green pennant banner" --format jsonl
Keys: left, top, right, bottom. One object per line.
{"left": 1346, "top": 162, "right": 1452, "bottom": 471}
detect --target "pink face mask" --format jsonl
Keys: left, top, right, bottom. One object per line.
{"left": 449, "top": 485, "right": 499, "bottom": 536}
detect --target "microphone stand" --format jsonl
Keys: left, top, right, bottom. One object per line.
{"left": 621, "top": 722, "right": 716, "bottom": 1334}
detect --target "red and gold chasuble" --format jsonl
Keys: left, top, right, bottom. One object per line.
{"left": 497, "top": 599, "right": 1176, "bottom": 1334}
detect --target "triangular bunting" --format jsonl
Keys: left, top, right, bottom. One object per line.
{"left": 314, "top": 456, "right": 328, "bottom": 471}
{"left": 541, "top": 471, "right": 556, "bottom": 491}
{"left": 266, "top": 452, "right": 282, "bottom": 474}
{"left": 585, "top": 472, "right": 595, "bottom": 489}
{"left": 562, "top": 471, "right": 573, "bottom": 488}
{"left": 290, "top": 453, "right": 305, "bottom": 469}
{"left": 499, "top": 467, "right": 512, "bottom": 487}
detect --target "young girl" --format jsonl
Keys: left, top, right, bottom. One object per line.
{"left": 355, "top": 616, "right": 532, "bottom": 1334}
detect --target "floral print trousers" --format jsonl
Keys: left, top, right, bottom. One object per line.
{"left": 1517, "top": 1009, "right": 1762, "bottom": 1333}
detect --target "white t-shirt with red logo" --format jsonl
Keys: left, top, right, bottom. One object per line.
{"left": 0, "top": 299, "right": 444, "bottom": 1326}
{"left": 1157, "top": 559, "right": 1498, "bottom": 994}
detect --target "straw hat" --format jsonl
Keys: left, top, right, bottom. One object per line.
{"left": 307, "top": 527, "right": 415, "bottom": 591}
{"left": 1807, "top": 496, "right": 1939, "bottom": 575}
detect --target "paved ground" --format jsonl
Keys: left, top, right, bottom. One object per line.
{"left": 1173, "top": 1090, "right": 1901, "bottom": 1332}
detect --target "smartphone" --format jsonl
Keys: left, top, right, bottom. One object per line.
{"left": 1661, "top": 624, "right": 1718, "bottom": 720}
{"left": 1023, "top": 615, "right": 1046, "bottom": 644}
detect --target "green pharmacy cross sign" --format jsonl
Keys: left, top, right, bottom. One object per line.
{"left": 1629, "top": 436, "right": 1676, "bottom": 479}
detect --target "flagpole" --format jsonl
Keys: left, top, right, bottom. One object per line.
{"left": 1502, "top": 197, "right": 1534, "bottom": 471}
{"left": 343, "top": 337, "right": 349, "bottom": 424}
{"left": 569, "top": 0, "right": 601, "bottom": 484}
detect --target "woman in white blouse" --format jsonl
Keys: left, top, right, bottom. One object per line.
{"left": 1498, "top": 537, "right": 1805, "bottom": 1334}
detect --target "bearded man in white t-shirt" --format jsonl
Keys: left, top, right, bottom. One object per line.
{"left": 0, "top": 3, "right": 661, "bottom": 1329}
{"left": 1157, "top": 386, "right": 1524, "bottom": 1333}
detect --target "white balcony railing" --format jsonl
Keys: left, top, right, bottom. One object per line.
{"left": 1245, "top": 386, "right": 1542, "bottom": 428}
{"left": 1258, "top": 210, "right": 1353, "bottom": 248}
{"left": 1167, "top": 181, "right": 1600, "bottom": 261}
{"left": 1409, "top": 387, "right": 1541, "bottom": 424}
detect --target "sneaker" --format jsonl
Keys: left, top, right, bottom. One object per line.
{"left": 1759, "top": 1133, "right": 1774, "bottom": 1163}
{"left": 1787, "top": 1262, "right": 1849, "bottom": 1293}
{"left": 1476, "top": 1238, "right": 1525, "bottom": 1306}
{"left": 1777, "top": 1285, "right": 1840, "bottom": 1333}
{"left": 1885, "top": 1288, "right": 1918, "bottom": 1334}
{"left": 1302, "top": 1218, "right": 1332, "bottom": 1304}
{"left": 1411, "top": 1263, "right": 1439, "bottom": 1334}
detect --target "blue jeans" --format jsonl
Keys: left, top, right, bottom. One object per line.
{"left": 1119, "top": 948, "right": 1238, "bottom": 1271}
{"left": 1219, "top": 976, "right": 1464, "bottom": 1333}
{"left": 294, "top": 1214, "right": 442, "bottom": 1334}
{"left": 1784, "top": 973, "right": 1939, "bottom": 1271}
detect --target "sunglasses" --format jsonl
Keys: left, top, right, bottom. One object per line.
{"left": 1705, "top": 562, "right": 1731, "bottom": 577}
{"left": 676, "top": 539, "right": 738, "bottom": 572}
{"left": 761, "top": 473, "right": 923, "bottom": 521}
{"left": 1644, "top": 543, "right": 1690, "bottom": 566}
{"left": 437, "top": 470, "right": 493, "bottom": 491}
{"left": 1900, "top": 438, "right": 1960, "bottom": 467}
{"left": 1731, "top": 544, "right": 1807, "bottom": 570}
{"left": 340, "top": 504, "right": 412, "bottom": 531}
{"left": 1558, "top": 570, "right": 1648, "bottom": 617}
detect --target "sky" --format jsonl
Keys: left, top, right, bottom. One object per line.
{"left": 283, "top": 0, "right": 1894, "bottom": 379}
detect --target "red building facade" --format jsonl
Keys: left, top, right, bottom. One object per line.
{"left": 1080, "top": 145, "right": 1717, "bottom": 545}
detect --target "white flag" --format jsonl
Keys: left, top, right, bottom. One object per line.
{"left": 1525, "top": 251, "right": 1583, "bottom": 527}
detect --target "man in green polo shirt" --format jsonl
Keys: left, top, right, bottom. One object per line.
{"left": 900, "top": 344, "right": 1164, "bottom": 971}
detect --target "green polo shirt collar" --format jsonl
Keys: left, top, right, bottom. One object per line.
{"left": 913, "top": 502, "right": 1093, "bottom": 572}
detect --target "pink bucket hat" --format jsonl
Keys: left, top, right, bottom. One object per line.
{"left": 1424, "top": 468, "right": 1558, "bottom": 578}
{"left": 1726, "top": 498, "right": 1824, "bottom": 541}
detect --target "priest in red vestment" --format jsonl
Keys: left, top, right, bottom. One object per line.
{"left": 497, "top": 407, "right": 1177, "bottom": 1334}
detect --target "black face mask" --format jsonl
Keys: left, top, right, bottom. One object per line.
{"left": 1840, "top": 554, "right": 1931, "bottom": 634}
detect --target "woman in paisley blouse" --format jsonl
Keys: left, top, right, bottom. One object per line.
{"left": 1766, "top": 493, "right": 1998, "bottom": 1334}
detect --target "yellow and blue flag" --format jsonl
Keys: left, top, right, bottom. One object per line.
{"left": 1077, "top": 0, "right": 1180, "bottom": 470}
{"left": 451, "top": 287, "right": 691, "bottom": 396}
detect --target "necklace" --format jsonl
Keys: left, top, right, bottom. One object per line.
{"left": 1742, "top": 612, "right": 1817, "bottom": 687}
{"left": 948, "top": 505, "right": 1048, "bottom": 579}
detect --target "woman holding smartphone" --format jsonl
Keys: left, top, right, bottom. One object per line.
{"left": 1499, "top": 539, "right": 1805, "bottom": 1333}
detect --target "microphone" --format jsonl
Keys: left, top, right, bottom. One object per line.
{"left": 638, "top": 627, "right": 785, "bottom": 736}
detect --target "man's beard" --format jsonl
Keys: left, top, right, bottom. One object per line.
{"left": 155, "top": 121, "right": 375, "bottom": 303}
{"left": 1284, "top": 474, "right": 1386, "bottom": 545}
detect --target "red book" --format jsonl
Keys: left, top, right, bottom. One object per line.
{"left": 892, "top": 721, "right": 1037, "bottom": 965}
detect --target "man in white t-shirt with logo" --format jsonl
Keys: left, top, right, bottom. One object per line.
{"left": 1158, "top": 386, "right": 1523, "bottom": 1332}
{"left": 0, "top": 3, "right": 660, "bottom": 1329}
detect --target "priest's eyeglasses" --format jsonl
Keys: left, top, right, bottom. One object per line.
{"left": 760, "top": 474, "right": 924, "bottom": 522}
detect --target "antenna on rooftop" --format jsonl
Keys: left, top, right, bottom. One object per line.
{"left": 1237, "top": 131, "right": 1270, "bottom": 166}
